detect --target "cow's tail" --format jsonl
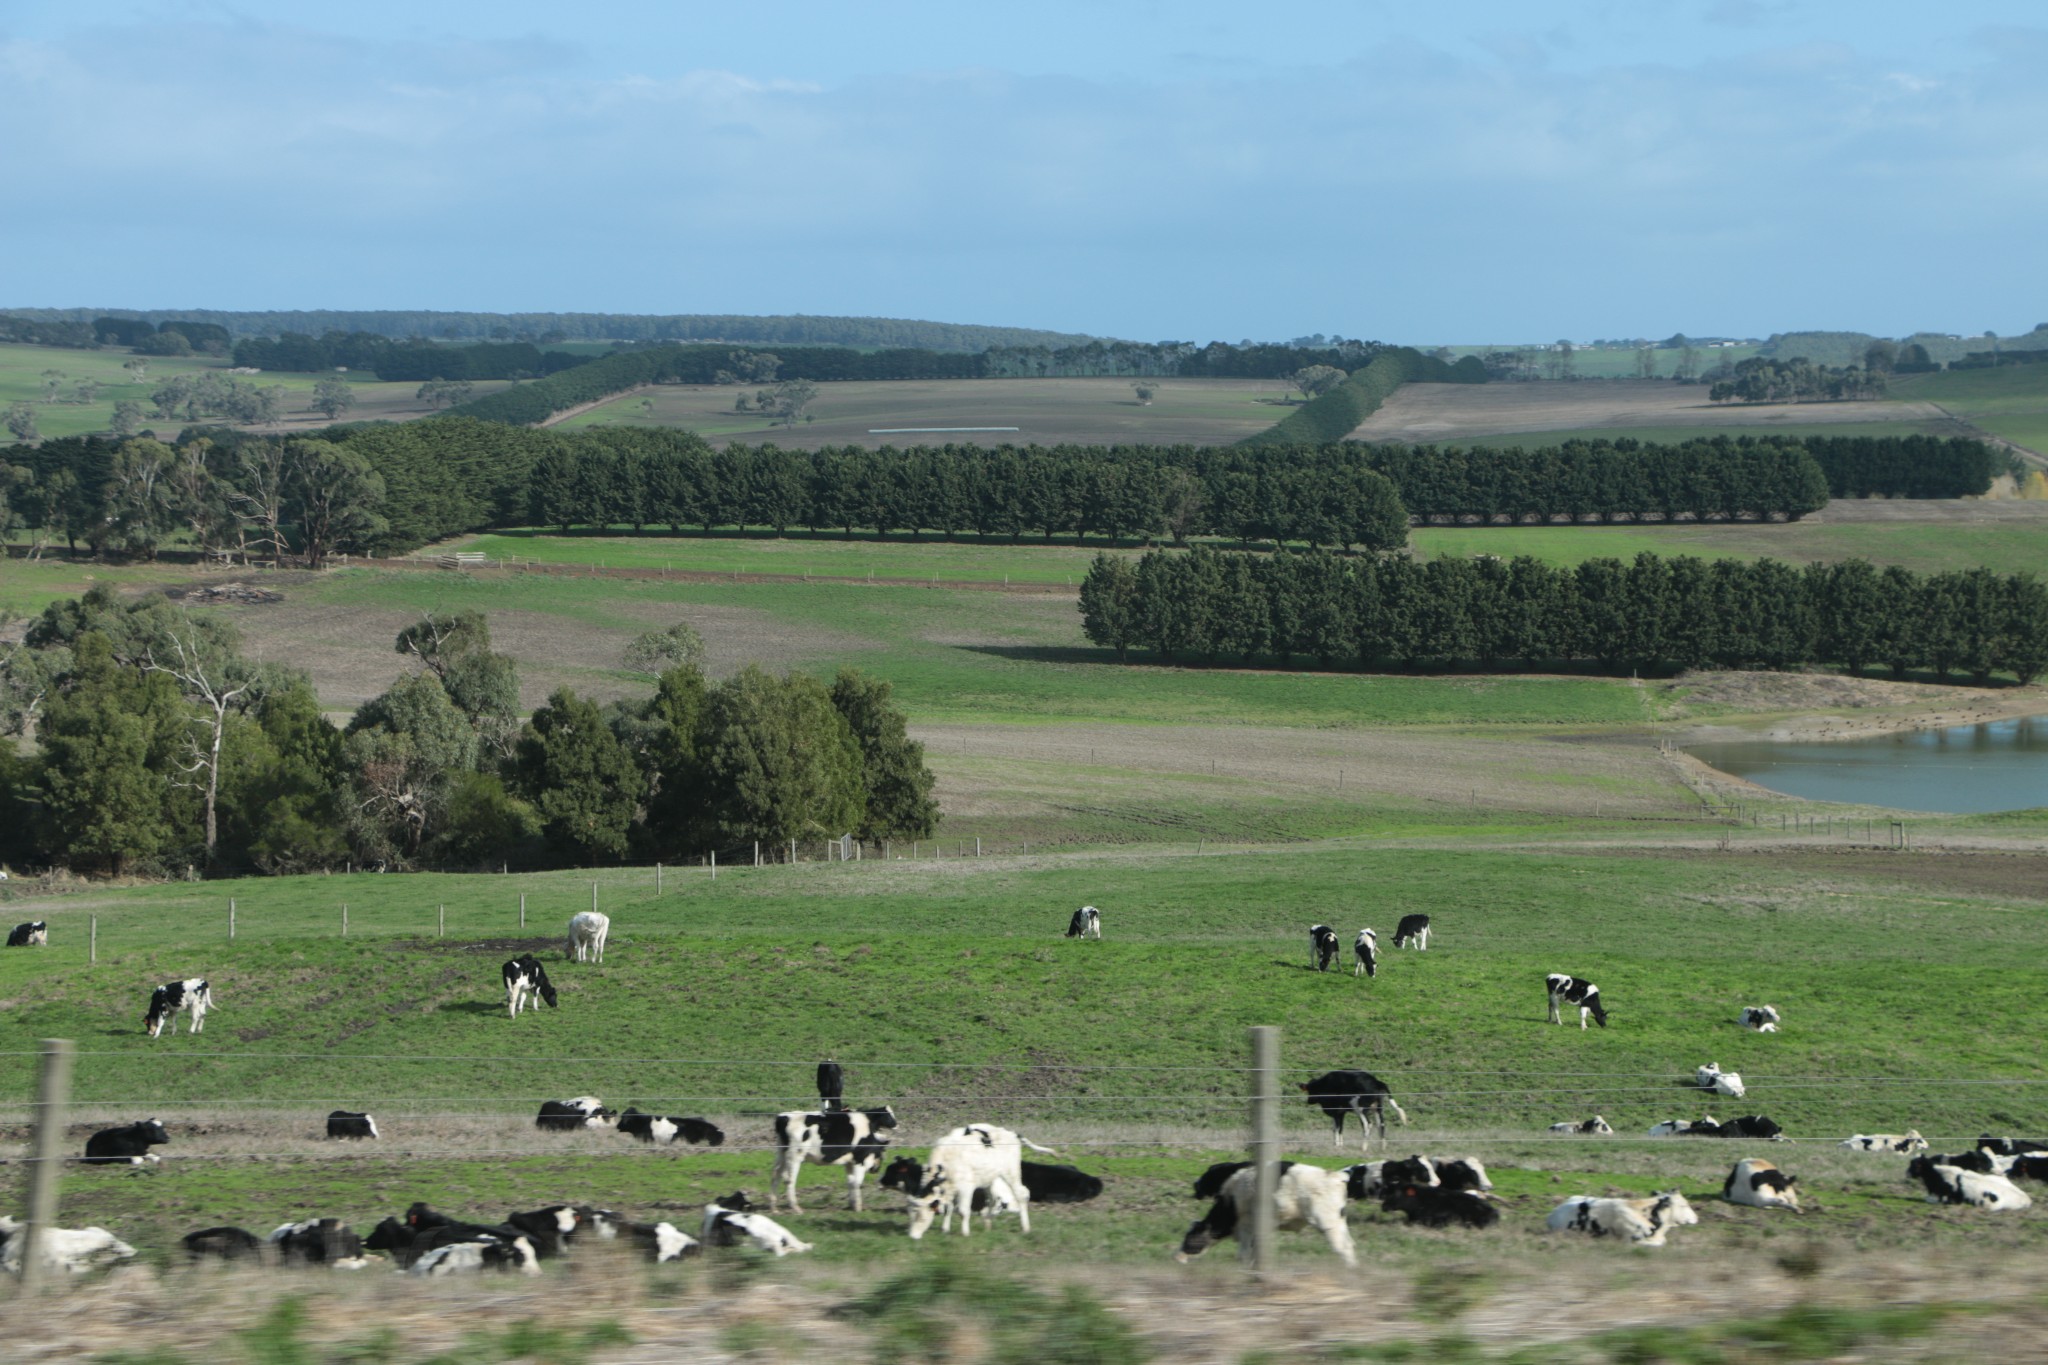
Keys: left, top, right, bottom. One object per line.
{"left": 1018, "top": 1135, "right": 1059, "bottom": 1155}
{"left": 1384, "top": 1096, "right": 1410, "bottom": 1126}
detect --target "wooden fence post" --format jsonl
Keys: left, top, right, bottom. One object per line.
{"left": 1249, "top": 1025, "right": 1279, "bottom": 1275}
{"left": 229, "top": 898, "right": 236, "bottom": 940}
{"left": 89, "top": 917, "right": 96, "bottom": 964}
{"left": 18, "top": 1038, "right": 76, "bottom": 1292}
{"left": 711, "top": 850, "right": 717, "bottom": 881}
{"left": 439, "top": 904, "right": 445, "bottom": 937}
{"left": 656, "top": 862, "right": 662, "bottom": 895}
{"left": 342, "top": 905, "right": 348, "bottom": 938}
{"left": 520, "top": 894, "right": 526, "bottom": 929}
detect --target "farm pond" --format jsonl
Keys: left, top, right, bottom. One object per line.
{"left": 1689, "top": 714, "right": 2048, "bottom": 813}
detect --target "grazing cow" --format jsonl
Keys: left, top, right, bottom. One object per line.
{"left": 1977, "top": 1135, "right": 2048, "bottom": 1158}
{"left": 1546, "top": 973, "right": 1608, "bottom": 1029}
{"left": 1739, "top": 1005, "right": 1781, "bottom": 1032}
{"left": 1392, "top": 914, "right": 1431, "bottom": 951}
{"left": 6, "top": 921, "right": 47, "bottom": 947}
{"left": 1840, "top": 1131, "right": 1927, "bottom": 1154}
{"left": 144, "top": 978, "right": 213, "bottom": 1038}
{"left": 410, "top": 1235, "right": 541, "bottom": 1276}
{"left": 1299, "top": 1069, "right": 1411, "bottom": 1148}
{"left": 883, "top": 1156, "right": 1102, "bottom": 1207}
{"left": 325, "top": 1110, "right": 378, "bottom": 1140}
{"left": 1382, "top": 1184, "right": 1501, "bottom": 1229}
{"left": 1546, "top": 1192, "right": 1698, "bottom": 1246}
{"left": 1550, "top": 1116, "right": 1614, "bottom": 1135}
{"left": 270, "top": 1218, "right": 370, "bottom": 1267}
{"left": 1066, "top": 906, "right": 1102, "bottom": 939}
{"left": 0, "top": 1216, "right": 138, "bottom": 1274}
{"left": 1175, "top": 1163, "right": 1356, "bottom": 1269}
{"left": 83, "top": 1118, "right": 170, "bottom": 1166}
{"left": 904, "top": 1124, "right": 1055, "bottom": 1238}
{"left": 1309, "top": 924, "right": 1341, "bottom": 972}
{"left": 503, "top": 953, "right": 558, "bottom": 1017}
{"left": 1353, "top": 928, "right": 1379, "bottom": 979}
{"left": 182, "top": 1226, "right": 265, "bottom": 1262}
{"left": 536, "top": 1096, "right": 616, "bottom": 1131}
{"left": 769, "top": 1106, "right": 898, "bottom": 1213}
{"left": 617, "top": 1108, "right": 724, "bottom": 1146}
{"left": 817, "top": 1060, "right": 845, "bottom": 1113}
{"left": 1723, "top": 1158, "right": 1801, "bottom": 1211}
{"left": 1694, "top": 1063, "right": 1746, "bottom": 1099}
{"left": 1905, "top": 1157, "right": 2033, "bottom": 1210}
{"left": 702, "top": 1199, "right": 812, "bottom": 1255}
{"left": 567, "top": 911, "right": 610, "bottom": 963}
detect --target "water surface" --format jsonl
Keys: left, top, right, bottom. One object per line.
{"left": 1688, "top": 716, "right": 2048, "bottom": 813}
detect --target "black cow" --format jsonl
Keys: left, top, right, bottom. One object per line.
{"left": 817, "top": 1060, "right": 845, "bottom": 1113}
{"left": 6, "top": 921, "right": 47, "bottom": 947}
{"left": 182, "top": 1226, "right": 264, "bottom": 1261}
{"left": 1299, "top": 1069, "right": 1411, "bottom": 1147}
{"left": 536, "top": 1096, "right": 615, "bottom": 1131}
{"left": 1381, "top": 1183, "right": 1500, "bottom": 1229}
{"left": 1698, "top": 1114, "right": 1784, "bottom": 1140}
{"left": 1545, "top": 973, "right": 1608, "bottom": 1029}
{"left": 503, "top": 953, "right": 558, "bottom": 1017}
{"left": 616, "top": 1108, "right": 724, "bottom": 1145}
{"left": 326, "top": 1110, "right": 378, "bottom": 1140}
{"left": 1392, "top": 914, "right": 1431, "bottom": 950}
{"left": 883, "top": 1156, "right": 1103, "bottom": 1206}
{"left": 84, "top": 1118, "right": 170, "bottom": 1166}
{"left": 1308, "top": 924, "right": 1341, "bottom": 972}
{"left": 271, "top": 1218, "right": 364, "bottom": 1265}
{"left": 2009, "top": 1154, "right": 2048, "bottom": 1182}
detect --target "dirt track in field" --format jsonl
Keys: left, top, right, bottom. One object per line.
{"left": 1357, "top": 380, "right": 1949, "bottom": 442}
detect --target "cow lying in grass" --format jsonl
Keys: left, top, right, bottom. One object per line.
{"left": 1546, "top": 1192, "right": 1698, "bottom": 1246}
{"left": 1724, "top": 1159, "right": 1800, "bottom": 1211}
{"left": 0, "top": 1217, "right": 138, "bottom": 1274}
{"left": 1905, "top": 1157, "right": 2033, "bottom": 1210}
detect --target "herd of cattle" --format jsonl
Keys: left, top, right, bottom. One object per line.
{"left": 2, "top": 907, "right": 2039, "bottom": 1277}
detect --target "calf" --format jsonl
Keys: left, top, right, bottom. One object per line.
{"left": 1392, "top": 914, "right": 1431, "bottom": 950}
{"left": 0, "top": 1216, "right": 138, "bottom": 1274}
{"left": 884, "top": 1156, "right": 1102, "bottom": 1207}
{"left": 1546, "top": 973, "right": 1608, "bottom": 1029}
{"left": 503, "top": 1205, "right": 583, "bottom": 1259}
{"left": 1352, "top": 928, "right": 1378, "bottom": 978}
{"left": 1065, "top": 906, "right": 1102, "bottom": 939}
{"left": 702, "top": 1199, "right": 812, "bottom": 1255}
{"left": 1648, "top": 1118, "right": 1703, "bottom": 1137}
{"left": 769, "top": 1106, "right": 898, "bottom": 1213}
{"left": 617, "top": 1108, "right": 724, "bottom": 1146}
{"left": 1738, "top": 1005, "right": 1781, "bottom": 1032}
{"left": 6, "top": 920, "right": 47, "bottom": 947}
{"left": 83, "top": 1118, "right": 170, "bottom": 1166}
{"left": 326, "top": 1110, "right": 378, "bottom": 1140}
{"left": 1175, "top": 1163, "right": 1356, "bottom": 1269}
{"left": 145, "top": 978, "right": 213, "bottom": 1038}
{"left": 182, "top": 1226, "right": 265, "bottom": 1262}
{"left": 270, "top": 1218, "right": 369, "bottom": 1267}
{"left": 1434, "top": 1157, "right": 1494, "bottom": 1194}
{"left": 905, "top": 1124, "right": 1053, "bottom": 1238}
{"left": 1550, "top": 1116, "right": 1614, "bottom": 1135}
{"left": 503, "top": 953, "right": 558, "bottom": 1017}
{"left": 1905, "top": 1157, "right": 2033, "bottom": 1210}
{"left": 1546, "top": 1192, "right": 1698, "bottom": 1246}
{"left": 567, "top": 910, "right": 610, "bottom": 963}
{"left": 1299, "top": 1069, "right": 1411, "bottom": 1147}
{"left": 614, "top": 1217, "right": 699, "bottom": 1262}
{"left": 1694, "top": 1063, "right": 1746, "bottom": 1099}
{"left": 1724, "top": 1158, "right": 1801, "bottom": 1210}
{"left": 1840, "top": 1131, "right": 1927, "bottom": 1154}
{"left": 410, "top": 1236, "right": 541, "bottom": 1276}
{"left": 1382, "top": 1183, "right": 1500, "bottom": 1229}
{"left": 1342, "top": 1157, "right": 1436, "bottom": 1201}
{"left": 1309, "top": 924, "right": 1341, "bottom": 972}
{"left": 536, "top": 1096, "right": 615, "bottom": 1131}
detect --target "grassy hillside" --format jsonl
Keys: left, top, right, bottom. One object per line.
{"left": 1894, "top": 364, "right": 2048, "bottom": 456}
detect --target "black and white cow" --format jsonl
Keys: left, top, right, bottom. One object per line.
{"left": 702, "top": 1198, "right": 812, "bottom": 1255}
{"left": 1192, "top": 1160, "right": 1253, "bottom": 1200}
{"left": 1175, "top": 1163, "right": 1356, "bottom": 1268}
{"left": 502, "top": 1206, "right": 584, "bottom": 1259}
{"left": 410, "top": 1236, "right": 541, "bottom": 1276}
{"left": 1738, "top": 1005, "right": 1782, "bottom": 1033}
{"left": 1382, "top": 1183, "right": 1501, "bottom": 1229}
{"left": 617, "top": 1108, "right": 725, "bottom": 1146}
{"left": 1977, "top": 1135, "right": 2048, "bottom": 1158}
{"left": 1905, "top": 1156, "right": 2033, "bottom": 1210}
{"left": 2009, "top": 1154, "right": 2048, "bottom": 1182}
{"left": 182, "top": 1226, "right": 265, "bottom": 1262}
{"left": 503, "top": 953, "right": 558, "bottom": 1017}
{"left": 1723, "top": 1158, "right": 1801, "bottom": 1210}
{"left": 1392, "top": 914, "right": 1431, "bottom": 951}
{"left": 902, "top": 1124, "right": 1057, "bottom": 1238}
{"left": 883, "top": 1156, "right": 1103, "bottom": 1207}
{"left": 270, "top": 1218, "right": 371, "bottom": 1267}
{"left": 1919, "top": 1150, "right": 2013, "bottom": 1177}
{"left": 768, "top": 1107, "right": 898, "bottom": 1213}
{"left": 1546, "top": 1192, "right": 1698, "bottom": 1246}
{"left": 83, "top": 1118, "right": 170, "bottom": 1166}
{"left": 1308, "top": 924, "right": 1341, "bottom": 972}
{"left": 1545, "top": 973, "right": 1608, "bottom": 1029}
{"left": 536, "top": 1096, "right": 616, "bottom": 1131}
{"left": 1065, "top": 906, "right": 1102, "bottom": 939}
{"left": 325, "top": 1110, "right": 378, "bottom": 1140}
{"left": 7, "top": 921, "right": 47, "bottom": 947}
{"left": 1352, "top": 928, "right": 1379, "bottom": 978}
{"left": 1840, "top": 1130, "right": 1928, "bottom": 1153}
{"left": 1341, "top": 1157, "right": 1437, "bottom": 1201}
{"left": 1701, "top": 1115, "right": 1785, "bottom": 1141}
{"left": 1300, "top": 1069, "right": 1411, "bottom": 1147}
{"left": 1694, "top": 1062, "right": 1746, "bottom": 1099}
{"left": 1549, "top": 1116, "right": 1615, "bottom": 1135}
{"left": 145, "top": 978, "right": 213, "bottom": 1038}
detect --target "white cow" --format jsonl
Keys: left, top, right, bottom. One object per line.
{"left": 1695, "top": 1063, "right": 1746, "bottom": 1099}
{"left": 1723, "top": 1158, "right": 1801, "bottom": 1211}
{"left": 1546, "top": 1191, "right": 1698, "bottom": 1246}
{"left": 1840, "top": 1131, "right": 1927, "bottom": 1154}
{"left": 702, "top": 1201, "right": 812, "bottom": 1256}
{"left": 905, "top": 1124, "right": 1053, "bottom": 1239}
{"left": 1739, "top": 1005, "right": 1781, "bottom": 1032}
{"left": 0, "top": 1216, "right": 139, "bottom": 1274}
{"left": 1176, "top": 1164, "right": 1357, "bottom": 1269}
{"left": 567, "top": 911, "right": 610, "bottom": 963}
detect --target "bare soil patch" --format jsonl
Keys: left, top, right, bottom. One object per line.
{"left": 1806, "top": 495, "right": 2048, "bottom": 522}
{"left": 1357, "top": 380, "right": 1946, "bottom": 442}
{"left": 1665, "top": 671, "right": 2048, "bottom": 743}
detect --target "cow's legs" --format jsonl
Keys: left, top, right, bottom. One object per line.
{"left": 770, "top": 1151, "right": 801, "bottom": 1214}
{"left": 1547, "top": 990, "right": 1562, "bottom": 1025}
{"left": 847, "top": 1157, "right": 872, "bottom": 1212}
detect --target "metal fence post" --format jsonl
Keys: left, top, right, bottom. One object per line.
{"left": 1249, "top": 1025, "right": 1279, "bottom": 1275}
{"left": 19, "top": 1038, "right": 76, "bottom": 1291}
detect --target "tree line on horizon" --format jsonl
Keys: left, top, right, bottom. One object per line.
{"left": 0, "top": 593, "right": 937, "bottom": 880}
{"left": 1079, "top": 547, "right": 2048, "bottom": 685}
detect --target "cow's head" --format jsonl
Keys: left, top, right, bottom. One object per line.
{"left": 1173, "top": 1198, "right": 1237, "bottom": 1264}
{"left": 138, "top": 1118, "right": 170, "bottom": 1145}
{"left": 144, "top": 993, "right": 170, "bottom": 1037}
{"left": 538, "top": 980, "right": 560, "bottom": 1008}
{"left": 865, "top": 1105, "right": 898, "bottom": 1130}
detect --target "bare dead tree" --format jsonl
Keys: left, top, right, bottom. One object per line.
{"left": 143, "top": 623, "right": 255, "bottom": 869}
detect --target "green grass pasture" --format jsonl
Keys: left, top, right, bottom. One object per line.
{"left": 1895, "top": 364, "right": 2048, "bottom": 456}
{"left": 1415, "top": 517, "right": 2048, "bottom": 576}
{"left": 459, "top": 529, "right": 1119, "bottom": 585}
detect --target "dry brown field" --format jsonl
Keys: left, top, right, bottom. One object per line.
{"left": 1356, "top": 379, "right": 1952, "bottom": 443}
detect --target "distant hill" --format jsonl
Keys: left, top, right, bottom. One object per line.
{"left": 0, "top": 308, "right": 1106, "bottom": 354}
{"left": 1761, "top": 325, "right": 2048, "bottom": 367}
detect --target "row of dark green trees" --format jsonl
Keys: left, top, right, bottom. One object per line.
{"left": 0, "top": 591, "right": 936, "bottom": 878}
{"left": 1079, "top": 548, "right": 2048, "bottom": 683}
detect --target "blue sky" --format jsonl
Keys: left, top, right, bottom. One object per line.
{"left": 2, "top": 1, "right": 2043, "bottom": 343}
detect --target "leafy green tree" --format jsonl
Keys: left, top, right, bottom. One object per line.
{"left": 696, "top": 666, "right": 864, "bottom": 848}
{"left": 36, "top": 633, "right": 183, "bottom": 874}
{"left": 830, "top": 669, "right": 937, "bottom": 842}
{"left": 1289, "top": 366, "right": 1347, "bottom": 401}
{"left": 287, "top": 438, "right": 387, "bottom": 565}
{"left": 623, "top": 621, "right": 705, "bottom": 673}
{"left": 639, "top": 664, "right": 712, "bottom": 853}
{"left": 110, "top": 400, "right": 145, "bottom": 437}
{"left": 394, "top": 611, "right": 518, "bottom": 755}
{"left": 5, "top": 402, "right": 39, "bottom": 442}
{"left": 103, "top": 438, "right": 180, "bottom": 558}
{"left": 512, "top": 687, "right": 644, "bottom": 862}
{"left": 766, "top": 379, "right": 818, "bottom": 427}
{"left": 310, "top": 376, "right": 356, "bottom": 421}
{"left": 345, "top": 672, "right": 477, "bottom": 859}
{"left": 2001, "top": 575, "right": 2048, "bottom": 684}
{"left": 219, "top": 681, "right": 350, "bottom": 873}
{"left": 432, "top": 771, "right": 544, "bottom": 868}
